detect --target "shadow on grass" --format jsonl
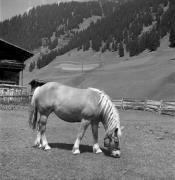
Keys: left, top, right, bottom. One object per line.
{"left": 49, "top": 142, "right": 92, "bottom": 153}
{"left": 49, "top": 142, "right": 117, "bottom": 158}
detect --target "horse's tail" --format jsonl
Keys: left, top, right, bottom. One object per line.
{"left": 28, "top": 87, "right": 39, "bottom": 130}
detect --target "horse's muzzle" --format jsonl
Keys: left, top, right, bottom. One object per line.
{"left": 111, "top": 149, "right": 121, "bottom": 158}
{"left": 104, "top": 137, "right": 120, "bottom": 158}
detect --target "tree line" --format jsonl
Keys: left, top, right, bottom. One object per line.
{"left": 0, "top": 0, "right": 174, "bottom": 71}
{"left": 33, "top": 0, "right": 172, "bottom": 70}
{"left": 65, "top": 0, "right": 170, "bottom": 57}
{"left": 0, "top": 1, "right": 102, "bottom": 50}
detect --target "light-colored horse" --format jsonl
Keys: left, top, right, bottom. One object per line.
{"left": 29, "top": 82, "right": 122, "bottom": 157}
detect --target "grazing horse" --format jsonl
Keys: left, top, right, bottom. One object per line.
{"left": 29, "top": 82, "right": 122, "bottom": 157}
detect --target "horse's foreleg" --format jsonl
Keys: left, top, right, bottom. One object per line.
{"left": 41, "top": 134, "right": 51, "bottom": 150}
{"left": 39, "top": 115, "right": 51, "bottom": 150}
{"left": 91, "top": 121, "right": 102, "bottom": 154}
{"left": 72, "top": 119, "right": 90, "bottom": 155}
{"left": 34, "top": 131, "right": 42, "bottom": 148}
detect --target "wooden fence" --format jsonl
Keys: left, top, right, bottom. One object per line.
{"left": 0, "top": 95, "right": 175, "bottom": 116}
{"left": 113, "top": 98, "right": 175, "bottom": 116}
{"left": 0, "top": 95, "right": 31, "bottom": 110}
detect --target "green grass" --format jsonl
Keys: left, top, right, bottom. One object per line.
{"left": 1, "top": 110, "right": 175, "bottom": 179}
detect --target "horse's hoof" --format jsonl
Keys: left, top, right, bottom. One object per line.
{"left": 96, "top": 148, "right": 102, "bottom": 154}
{"left": 38, "top": 144, "right": 43, "bottom": 149}
{"left": 93, "top": 148, "right": 102, "bottom": 154}
{"left": 34, "top": 142, "right": 41, "bottom": 147}
{"left": 72, "top": 148, "right": 80, "bottom": 155}
{"left": 34, "top": 143, "right": 42, "bottom": 149}
{"left": 93, "top": 144, "right": 102, "bottom": 154}
{"left": 43, "top": 145, "right": 51, "bottom": 151}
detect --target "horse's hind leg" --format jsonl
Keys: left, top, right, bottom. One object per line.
{"left": 72, "top": 119, "right": 90, "bottom": 155}
{"left": 91, "top": 121, "right": 102, "bottom": 154}
{"left": 38, "top": 114, "right": 51, "bottom": 150}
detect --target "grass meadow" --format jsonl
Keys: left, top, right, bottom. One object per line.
{"left": 1, "top": 109, "right": 175, "bottom": 179}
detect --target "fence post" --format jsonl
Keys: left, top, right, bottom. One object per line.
{"left": 144, "top": 99, "right": 147, "bottom": 111}
{"left": 121, "top": 98, "right": 125, "bottom": 110}
{"left": 159, "top": 100, "right": 163, "bottom": 115}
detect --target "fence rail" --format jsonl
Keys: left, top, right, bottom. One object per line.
{"left": 113, "top": 98, "right": 175, "bottom": 116}
{"left": 0, "top": 95, "right": 175, "bottom": 116}
{"left": 0, "top": 95, "right": 31, "bottom": 110}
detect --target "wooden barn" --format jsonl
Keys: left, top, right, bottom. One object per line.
{"left": 0, "top": 39, "right": 33, "bottom": 85}
{"left": 0, "top": 39, "right": 33, "bottom": 98}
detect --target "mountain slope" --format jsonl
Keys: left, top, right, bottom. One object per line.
{"left": 82, "top": 38, "right": 175, "bottom": 100}
{"left": 0, "top": 1, "right": 102, "bottom": 50}
{"left": 24, "top": 36, "right": 175, "bottom": 100}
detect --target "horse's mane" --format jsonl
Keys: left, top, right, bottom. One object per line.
{"left": 89, "top": 87, "right": 120, "bottom": 135}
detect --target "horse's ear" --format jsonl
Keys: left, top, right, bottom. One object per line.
{"left": 115, "top": 126, "right": 124, "bottom": 137}
{"left": 114, "top": 128, "right": 119, "bottom": 136}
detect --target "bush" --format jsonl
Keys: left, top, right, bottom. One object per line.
{"left": 119, "top": 42, "right": 124, "bottom": 57}
{"left": 29, "top": 61, "right": 35, "bottom": 72}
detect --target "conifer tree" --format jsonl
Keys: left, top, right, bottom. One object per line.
{"left": 169, "top": 28, "right": 175, "bottom": 47}
{"left": 119, "top": 42, "right": 124, "bottom": 57}
{"left": 147, "top": 29, "right": 160, "bottom": 51}
{"left": 128, "top": 38, "right": 139, "bottom": 57}
{"left": 29, "top": 61, "right": 35, "bottom": 72}
{"left": 169, "top": 0, "right": 175, "bottom": 47}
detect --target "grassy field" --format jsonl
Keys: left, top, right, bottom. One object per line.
{"left": 1, "top": 109, "right": 175, "bottom": 179}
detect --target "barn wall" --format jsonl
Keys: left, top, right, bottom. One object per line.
{"left": 0, "top": 69, "right": 20, "bottom": 85}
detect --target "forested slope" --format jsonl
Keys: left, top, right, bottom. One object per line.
{"left": 1, "top": 0, "right": 175, "bottom": 70}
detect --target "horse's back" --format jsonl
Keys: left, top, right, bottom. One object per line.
{"left": 34, "top": 82, "right": 100, "bottom": 121}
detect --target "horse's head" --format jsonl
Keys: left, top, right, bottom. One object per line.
{"left": 104, "top": 127, "right": 123, "bottom": 158}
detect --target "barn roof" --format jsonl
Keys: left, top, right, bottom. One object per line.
{"left": 0, "top": 39, "right": 33, "bottom": 62}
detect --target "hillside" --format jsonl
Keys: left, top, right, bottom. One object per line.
{"left": 26, "top": 0, "right": 174, "bottom": 71}
{"left": 1, "top": 0, "right": 174, "bottom": 56}
{"left": 81, "top": 37, "right": 175, "bottom": 100}
{"left": 24, "top": 35, "right": 175, "bottom": 100}
{"left": 0, "top": 1, "right": 102, "bottom": 50}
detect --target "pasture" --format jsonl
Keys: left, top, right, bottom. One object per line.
{"left": 1, "top": 109, "right": 175, "bottom": 179}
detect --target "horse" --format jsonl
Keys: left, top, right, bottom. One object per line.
{"left": 29, "top": 82, "right": 123, "bottom": 157}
